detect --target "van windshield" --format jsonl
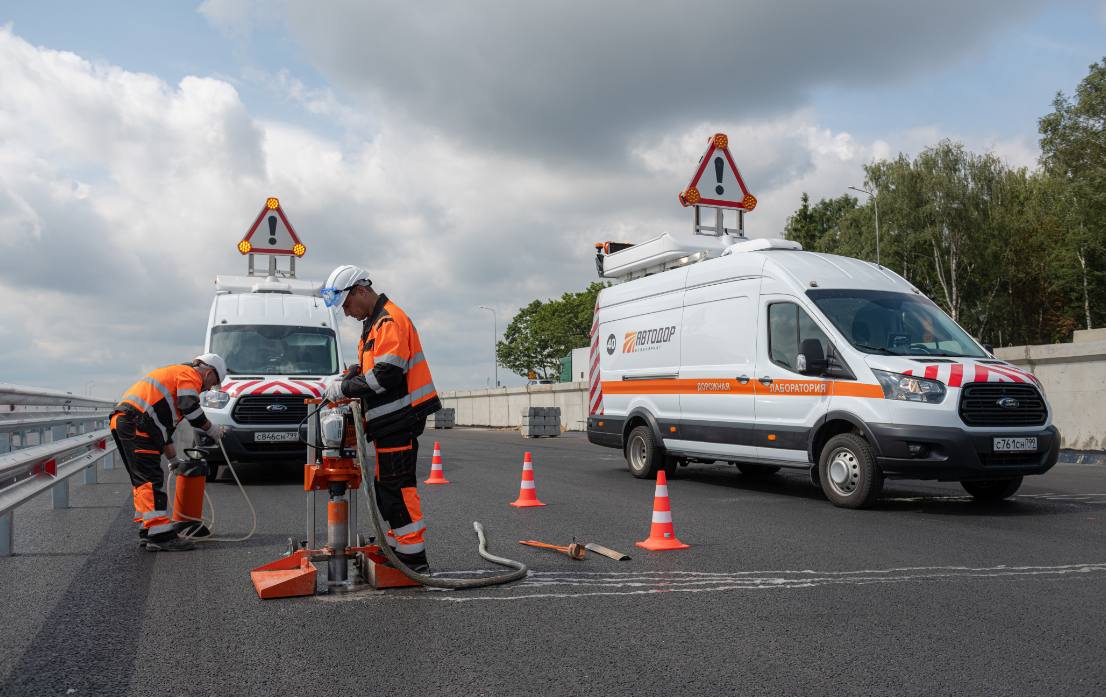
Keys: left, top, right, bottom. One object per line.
{"left": 211, "top": 325, "right": 339, "bottom": 376}
{"left": 806, "top": 289, "right": 987, "bottom": 358}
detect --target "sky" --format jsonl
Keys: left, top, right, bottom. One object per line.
{"left": 0, "top": 0, "right": 1103, "bottom": 398}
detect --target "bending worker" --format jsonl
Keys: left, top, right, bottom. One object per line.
{"left": 321, "top": 266, "right": 441, "bottom": 573}
{"left": 109, "top": 354, "right": 227, "bottom": 552}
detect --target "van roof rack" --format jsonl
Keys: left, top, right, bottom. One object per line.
{"left": 594, "top": 234, "right": 802, "bottom": 282}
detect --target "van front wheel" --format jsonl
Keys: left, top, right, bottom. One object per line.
{"left": 625, "top": 425, "right": 661, "bottom": 479}
{"left": 819, "top": 433, "right": 883, "bottom": 509}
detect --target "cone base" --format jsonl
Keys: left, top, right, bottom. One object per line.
{"left": 510, "top": 499, "right": 546, "bottom": 507}
{"left": 424, "top": 476, "right": 449, "bottom": 484}
{"left": 635, "top": 537, "right": 690, "bottom": 551}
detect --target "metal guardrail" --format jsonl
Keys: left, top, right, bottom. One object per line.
{"left": 0, "top": 383, "right": 118, "bottom": 556}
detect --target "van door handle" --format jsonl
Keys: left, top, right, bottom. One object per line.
{"left": 759, "top": 376, "right": 773, "bottom": 385}
{"left": 737, "top": 375, "right": 750, "bottom": 385}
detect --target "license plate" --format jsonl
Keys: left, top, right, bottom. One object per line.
{"left": 254, "top": 431, "right": 298, "bottom": 443}
{"left": 993, "top": 437, "right": 1037, "bottom": 452}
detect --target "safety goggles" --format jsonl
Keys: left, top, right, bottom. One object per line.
{"left": 320, "top": 285, "right": 354, "bottom": 308}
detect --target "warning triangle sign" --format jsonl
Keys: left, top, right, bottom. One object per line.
{"left": 679, "top": 133, "right": 757, "bottom": 211}
{"left": 239, "top": 197, "right": 305, "bottom": 256}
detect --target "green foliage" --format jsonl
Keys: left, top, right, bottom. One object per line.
{"left": 496, "top": 282, "right": 604, "bottom": 379}
{"left": 782, "top": 58, "right": 1106, "bottom": 346}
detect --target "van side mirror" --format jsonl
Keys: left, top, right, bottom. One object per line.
{"left": 983, "top": 343, "right": 994, "bottom": 355}
{"left": 798, "top": 339, "right": 828, "bottom": 375}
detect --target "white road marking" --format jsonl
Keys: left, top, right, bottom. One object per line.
{"left": 319, "top": 562, "right": 1106, "bottom": 603}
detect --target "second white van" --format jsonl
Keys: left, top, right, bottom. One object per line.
{"left": 587, "top": 234, "right": 1059, "bottom": 508}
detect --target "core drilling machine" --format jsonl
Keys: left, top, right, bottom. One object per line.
{"left": 250, "top": 399, "right": 527, "bottom": 599}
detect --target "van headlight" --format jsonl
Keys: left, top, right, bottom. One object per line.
{"left": 873, "top": 370, "right": 946, "bottom": 404}
{"left": 201, "top": 391, "right": 231, "bottom": 409}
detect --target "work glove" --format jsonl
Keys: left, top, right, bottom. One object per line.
{"left": 343, "top": 363, "right": 362, "bottom": 380}
{"left": 323, "top": 376, "right": 346, "bottom": 404}
{"left": 205, "top": 423, "right": 226, "bottom": 441}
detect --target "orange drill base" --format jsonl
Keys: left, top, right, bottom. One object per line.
{"left": 354, "top": 545, "right": 421, "bottom": 589}
{"left": 251, "top": 550, "right": 318, "bottom": 599}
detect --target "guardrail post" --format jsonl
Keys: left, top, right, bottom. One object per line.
{"left": 0, "top": 512, "right": 11, "bottom": 557}
{"left": 103, "top": 449, "right": 114, "bottom": 471}
{"left": 52, "top": 478, "right": 69, "bottom": 509}
{"left": 84, "top": 460, "right": 98, "bottom": 484}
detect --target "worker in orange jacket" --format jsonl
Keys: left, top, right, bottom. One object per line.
{"left": 109, "top": 354, "right": 227, "bottom": 551}
{"left": 321, "top": 266, "right": 441, "bottom": 572}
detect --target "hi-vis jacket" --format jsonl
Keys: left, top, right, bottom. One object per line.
{"left": 116, "top": 364, "right": 212, "bottom": 444}
{"left": 343, "top": 294, "right": 441, "bottom": 437}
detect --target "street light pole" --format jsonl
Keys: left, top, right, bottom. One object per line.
{"left": 478, "top": 306, "right": 498, "bottom": 387}
{"left": 849, "top": 185, "right": 881, "bottom": 267}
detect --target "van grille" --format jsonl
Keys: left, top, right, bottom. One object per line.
{"left": 958, "top": 383, "right": 1046, "bottom": 427}
{"left": 232, "top": 395, "right": 309, "bottom": 425}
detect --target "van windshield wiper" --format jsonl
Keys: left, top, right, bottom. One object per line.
{"left": 851, "top": 343, "right": 899, "bottom": 355}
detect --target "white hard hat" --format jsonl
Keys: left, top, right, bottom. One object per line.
{"left": 194, "top": 353, "right": 227, "bottom": 382}
{"left": 321, "top": 265, "right": 372, "bottom": 308}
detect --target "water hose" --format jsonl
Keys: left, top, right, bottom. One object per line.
{"left": 350, "top": 401, "right": 528, "bottom": 589}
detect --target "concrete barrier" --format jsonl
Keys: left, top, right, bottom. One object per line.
{"left": 440, "top": 382, "right": 589, "bottom": 431}
{"left": 995, "top": 328, "right": 1106, "bottom": 451}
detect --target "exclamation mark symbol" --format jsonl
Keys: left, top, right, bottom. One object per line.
{"left": 714, "top": 157, "right": 725, "bottom": 196}
{"left": 267, "top": 215, "right": 277, "bottom": 245}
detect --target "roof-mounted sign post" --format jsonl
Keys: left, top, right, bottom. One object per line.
{"left": 678, "top": 133, "right": 756, "bottom": 239}
{"left": 237, "top": 197, "right": 306, "bottom": 278}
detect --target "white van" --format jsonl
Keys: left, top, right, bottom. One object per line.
{"left": 587, "top": 234, "right": 1059, "bottom": 508}
{"left": 192, "top": 274, "right": 345, "bottom": 473}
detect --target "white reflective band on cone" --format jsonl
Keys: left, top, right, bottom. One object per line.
{"left": 520, "top": 481, "right": 535, "bottom": 489}
{"left": 651, "top": 510, "right": 673, "bottom": 524}
{"left": 655, "top": 485, "right": 669, "bottom": 497}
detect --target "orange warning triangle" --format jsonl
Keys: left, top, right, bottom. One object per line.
{"left": 679, "top": 133, "right": 757, "bottom": 211}
{"left": 239, "top": 197, "right": 305, "bottom": 256}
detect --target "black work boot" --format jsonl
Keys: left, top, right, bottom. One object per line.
{"left": 137, "top": 528, "right": 150, "bottom": 547}
{"left": 174, "top": 520, "right": 212, "bottom": 539}
{"left": 145, "top": 534, "right": 196, "bottom": 552}
{"left": 394, "top": 550, "right": 430, "bottom": 574}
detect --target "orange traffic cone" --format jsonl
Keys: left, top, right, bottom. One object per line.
{"left": 635, "top": 470, "right": 689, "bottom": 551}
{"left": 424, "top": 441, "right": 449, "bottom": 484}
{"left": 510, "top": 452, "right": 546, "bottom": 507}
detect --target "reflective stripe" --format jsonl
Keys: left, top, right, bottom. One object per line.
{"left": 375, "top": 353, "right": 408, "bottom": 369}
{"left": 120, "top": 393, "right": 153, "bottom": 412}
{"left": 392, "top": 519, "right": 426, "bottom": 538}
{"left": 178, "top": 388, "right": 200, "bottom": 399}
{"left": 365, "top": 371, "right": 387, "bottom": 395}
{"left": 520, "top": 480, "right": 535, "bottom": 490}
{"left": 393, "top": 540, "right": 425, "bottom": 554}
{"left": 651, "top": 510, "right": 673, "bottom": 524}
{"left": 655, "top": 485, "right": 669, "bottom": 497}
{"left": 143, "top": 510, "right": 169, "bottom": 521}
{"left": 184, "top": 407, "right": 204, "bottom": 421}
{"left": 142, "top": 377, "right": 179, "bottom": 422}
{"left": 364, "top": 394, "right": 411, "bottom": 421}
{"left": 409, "top": 352, "right": 425, "bottom": 368}
{"left": 409, "top": 382, "right": 436, "bottom": 403}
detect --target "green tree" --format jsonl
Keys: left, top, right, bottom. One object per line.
{"left": 496, "top": 283, "right": 604, "bottom": 379}
{"left": 1039, "top": 58, "right": 1106, "bottom": 331}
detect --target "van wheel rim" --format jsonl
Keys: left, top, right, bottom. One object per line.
{"left": 629, "top": 436, "right": 647, "bottom": 472}
{"left": 828, "top": 449, "right": 860, "bottom": 496}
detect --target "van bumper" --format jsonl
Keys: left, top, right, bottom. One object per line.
{"left": 587, "top": 416, "right": 624, "bottom": 449}
{"left": 868, "top": 423, "right": 1060, "bottom": 481}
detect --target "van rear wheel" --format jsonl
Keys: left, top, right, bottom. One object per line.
{"left": 961, "top": 477, "right": 1022, "bottom": 501}
{"left": 625, "top": 425, "right": 662, "bottom": 479}
{"left": 819, "top": 433, "right": 883, "bottom": 509}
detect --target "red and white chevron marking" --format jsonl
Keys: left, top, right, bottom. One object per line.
{"left": 588, "top": 298, "right": 604, "bottom": 416}
{"left": 901, "top": 362, "right": 1041, "bottom": 388}
{"left": 219, "top": 378, "right": 324, "bottom": 398}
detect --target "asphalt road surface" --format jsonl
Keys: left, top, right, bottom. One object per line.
{"left": 1, "top": 429, "right": 1104, "bottom": 696}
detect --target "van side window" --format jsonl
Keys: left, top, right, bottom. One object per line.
{"left": 768, "top": 302, "right": 830, "bottom": 372}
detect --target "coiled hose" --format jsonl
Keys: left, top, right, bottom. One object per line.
{"left": 171, "top": 439, "right": 257, "bottom": 543}
{"left": 351, "top": 401, "right": 528, "bottom": 589}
